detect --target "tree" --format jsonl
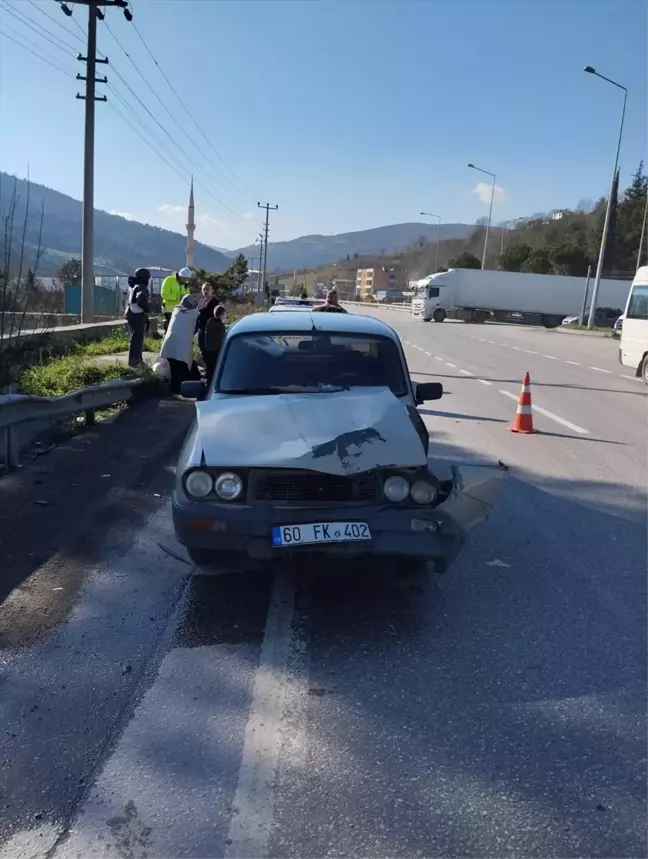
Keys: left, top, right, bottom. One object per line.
{"left": 58, "top": 258, "right": 82, "bottom": 287}
{"left": 448, "top": 252, "right": 481, "bottom": 269}
{"left": 617, "top": 161, "right": 648, "bottom": 271}
{"left": 549, "top": 243, "right": 591, "bottom": 276}
{"left": 500, "top": 243, "right": 531, "bottom": 272}
{"left": 520, "top": 248, "right": 553, "bottom": 274}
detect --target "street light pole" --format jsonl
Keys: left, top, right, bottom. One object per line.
{"left": 584, "top": 66, "right": 627, "bottom": 329}
{"left": 637, "top": 193, "right": 648, "bottom": 272}
{"left": 468, "top": 163, "right": 496, "bottom": 269}
{"left": 420, "top": 212, "right": 441, "bottom": 272}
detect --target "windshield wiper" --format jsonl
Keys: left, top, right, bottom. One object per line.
{"left": 220, "top": 386, "right": 287, "bottom": 395}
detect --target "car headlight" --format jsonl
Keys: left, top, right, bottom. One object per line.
{"left": 383, "top": 475, "right": 410, "bottom": 503}
{"left": 214, "top": 472, "right": 243, "bottom": 501}
{"left": 410, "top": 480, "right": 438, "bottom": 505}
{"left": 185, "top": 469, "right": 213, "bottom": 498}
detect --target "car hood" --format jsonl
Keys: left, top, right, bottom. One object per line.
{"left": 192, "top": 386, "right": 427, "bottom": 475}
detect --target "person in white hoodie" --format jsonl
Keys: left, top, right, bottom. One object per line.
{"left": 159, "top": 293, "right": 201, "bottom": 393}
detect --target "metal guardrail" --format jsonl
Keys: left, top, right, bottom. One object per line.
{"left": 0, "top": 378, "right": 142, "bottom": 473}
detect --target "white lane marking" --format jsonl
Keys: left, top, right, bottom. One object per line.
{"left": 565, "top": 360, "right": 581, "bottom": 366}
{"left": 478, "top": 379, "right": 494, "bottom": 386}
{"left": 499, "top": 390, "right": 589, "bottom": 435}
{"left": 542, "top": 354, "right": 558, "bottom": 360}
{"left": 459, "top": 369, "right": 474, "bottom": 376}
{"left": 225, "top": 570, "right": 297, "bottom": 859}
{"left": 509, "top": 346, "right": 521, "bottom": 351}
{"left": 525, "top": 350, "right": 539, "bottom": 355}
{"left": 445, "top": 362, "right": 456, "bottom": 368}
{"left": 622, "top": 374, "right": 641, "bottom": 382}
{"left": 434, "top": 356, "right": 443, "bottom": 361}
{"left": 590, "top": 366, "right": 612, "bottom": 374}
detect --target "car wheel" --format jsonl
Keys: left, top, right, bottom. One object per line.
{"left": 641, "top": 354, "right": 648, "bottom": 386}
{"left": 432, "top": 308, "right": 447, "bottom": 323}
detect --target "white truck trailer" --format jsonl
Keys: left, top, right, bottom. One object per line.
{"left": 411, "top": 268, "right": 631, "bottom": 327}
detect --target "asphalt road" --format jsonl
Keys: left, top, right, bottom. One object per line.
{"left": 1, "top": 312, "right": 646, "bottom": 859}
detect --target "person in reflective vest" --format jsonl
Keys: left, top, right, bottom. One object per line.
{"left": 161, "top": 267, "right": 192, "bottom": 330}
{"left": 124, "top": 267, "right": 151, "bottom": 367}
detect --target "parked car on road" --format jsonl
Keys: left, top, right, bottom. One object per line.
{"left": 562, "top": 306, "right": 622, "bottom": 327}
{"left": 173, "top": 311, "right": 507, "bottom": 573}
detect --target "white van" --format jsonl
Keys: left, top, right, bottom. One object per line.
{"left": 619, "top": 266, "right": 648, "bottom": 384}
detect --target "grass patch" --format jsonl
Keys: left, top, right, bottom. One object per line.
{"left": 562, "top": 323, "right": 614, "bottom": 335}
{"left": 75, "top": 328, "right": 161, "bottom": 357}
{"left": 19, "top": 354, "right": 166, "bottom": 398}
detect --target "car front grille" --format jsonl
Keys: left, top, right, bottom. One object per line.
{"left": 248, "top": 469, "right": 380, "bottom": 504}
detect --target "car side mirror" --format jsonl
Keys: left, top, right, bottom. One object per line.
{"left": 412, "top": 381, "right": 443, "bottom": 405}
{"left": 181, "top": 380, "right": 206, "bottom": 401}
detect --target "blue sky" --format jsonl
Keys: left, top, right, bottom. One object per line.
{"left": 1, "top": 0, "right": 646, "bottom": 250}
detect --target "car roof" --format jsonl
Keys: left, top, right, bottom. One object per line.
{"left": 268, "top": 304, "right": 312, "bottom": 312}
{"left": 229, "top": 310, "right": 399, "bottom": 339}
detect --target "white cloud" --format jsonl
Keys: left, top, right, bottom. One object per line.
{"left": 474, "top": 182, "right": 507, "bottom": 203}
{"left": 157, "top": 204, "right": 185, "bottom": 216}
{"left": 110, "top": 210, "right": 136, "bottom": 220}
{"left": 198, "top": 214, "right": 229, "bottom": 230}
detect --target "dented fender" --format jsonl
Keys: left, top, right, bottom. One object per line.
{"left": 440, "top": 460, "right": 509, "bottom": 533}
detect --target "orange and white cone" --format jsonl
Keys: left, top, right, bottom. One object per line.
{"left": 508, "top": 371, "right": 536, "bottom": 434}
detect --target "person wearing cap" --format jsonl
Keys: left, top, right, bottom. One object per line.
{"left": 159, "top": 293, "right": 202, "bottom": 393}
{"left": 161, "top": 267, "right": 192, "bottom": 331}
{"left": 124, "top": 267, "right": 151, "bottom": 367}
{"left": 312, "top": 288, "right": 348, "bottom": 313}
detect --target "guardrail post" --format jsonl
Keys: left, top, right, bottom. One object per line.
{"left": 3, "top": 426, "right": 20, "bottom": 472}
{"left": 85, "top": 408, "right": 96, "bottom": 426}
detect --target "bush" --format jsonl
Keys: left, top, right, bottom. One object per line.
{"left": 75, "top": 328, "right": 160, "bottom": 357}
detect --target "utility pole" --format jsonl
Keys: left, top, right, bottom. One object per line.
{"left": 66, "top": 0, "right": 131, "bottom": 323}
{"left": 257, "top": 202, "right": 278, "bottom": 303}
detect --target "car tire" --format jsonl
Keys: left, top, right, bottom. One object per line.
{"left": 641, "top": 354, "right": 648, "bottom": 386}
{"left": 432, "top": 308, "right": 447, "bottom": 323}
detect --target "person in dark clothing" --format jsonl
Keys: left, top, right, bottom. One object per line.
{"left": 204, "top": 304, "right": 227, "bottom": 386}
{"left": 196, "top": 282, "right": 219, "bottom": 364}
{"left": 313, "top": 288, "right": 348, "bottom": 313}
{"left": 124, "top": 267, "right": 151, "bottom": 367}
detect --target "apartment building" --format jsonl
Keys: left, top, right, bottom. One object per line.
{"left": 356, "top": 266, "right": 401, "bottom": 299}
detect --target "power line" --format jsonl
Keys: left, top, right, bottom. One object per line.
{"left": 102, "top": 19, "right": 248, "bottom": 209}
{"left": 26, "top": 0, "right": 85, "bottom": 46}
{"left": 130, "top": 19, "right": 260, "bottom": 202}
{"left": 101, "top": 16, "right": 259, "bottom": 213}
{"left": 105, "top": 99, "right": 188, "bottom": 185}
{"left": 0, "top": 26, "right": 76, "bottom": 77}
{"left": 0, "top": 0, "right": 78, "bottom": 53}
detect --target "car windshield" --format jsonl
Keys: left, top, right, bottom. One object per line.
{"left": 217, "top": 332, "right": 408, "bottom": 396}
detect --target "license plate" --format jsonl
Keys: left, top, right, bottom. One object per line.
{"left": 272, "top": 522, "right": 372, "bottom": 547}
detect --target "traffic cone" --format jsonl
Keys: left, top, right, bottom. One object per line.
{"left": 508, "top": 371, "right": 537, "bottom": 434}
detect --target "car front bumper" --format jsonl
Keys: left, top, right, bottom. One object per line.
{"left": 172, "top": 462, "right": 508, "bottom": 569}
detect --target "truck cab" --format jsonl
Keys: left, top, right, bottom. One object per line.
{"left": 411, "top": 275, "right": 448, "bottom": 322}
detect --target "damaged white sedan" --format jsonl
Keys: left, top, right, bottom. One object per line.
{"left": 174, "top": 311, "right": 507, "bottom": 572}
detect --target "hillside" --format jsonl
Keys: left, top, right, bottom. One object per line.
{"left": 0, "top": 172, "right": 231, "bottom": 277}
{"left": 233, "top": 222, "right": 473, "bottom": 271}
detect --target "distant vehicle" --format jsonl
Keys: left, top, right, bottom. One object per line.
{"left": 619, "top": 266, "right": 648, "bottom": 384}
{"left": 411, "top": 269, "right": 632, "bottom": 328}
{"left": 173, "top": 311, "right": 507, "bottom": 572}
{"left": 612, "top": 314, "right": 624, "bottom": 338}
{"left": 268, "top": 303, "right": 313, "bottom": 312}
{"left": 561, "top": 306, "right": 622, "bottom": 327}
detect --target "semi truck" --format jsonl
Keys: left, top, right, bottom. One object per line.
{"left": 411, "top": 268, "right": 631, "bottom": 328}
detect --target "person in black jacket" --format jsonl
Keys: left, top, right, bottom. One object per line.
{"left": 196, "top": 282, "right": 219, "bottom": 365}
{"left": 124, "top": 267, "right": 151, "bottom": 367}
{"left": 204, "top": 304, "right": 227, "bottom": 385}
